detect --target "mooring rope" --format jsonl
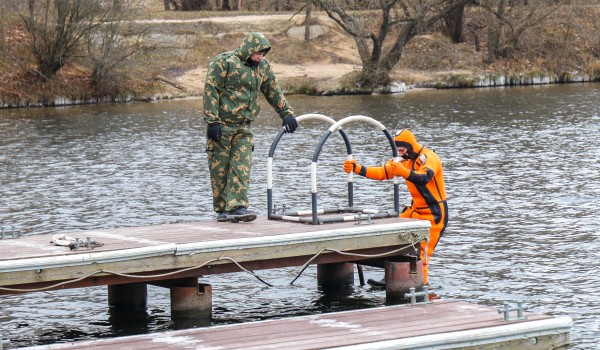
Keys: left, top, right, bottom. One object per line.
{"left": 0, "top": 239, "right": 425, "bottom": 292}
{"left": 0, "top": 256, "right": 273, "bottom": 292}
{"left": 289, "top": 238, "right": 425, "bottom": 285}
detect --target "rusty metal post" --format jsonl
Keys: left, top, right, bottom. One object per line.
{"left": 385, "top": 260, "right": 423, "bottom": 303}
{"left": 108, "top": 282, "right": 147, "bottom": 311}
{"left": 317, "top": 262, "right": 354, "bottom": 291}
{"left": 170, "top": 281, "right": 212, "bottom": 327}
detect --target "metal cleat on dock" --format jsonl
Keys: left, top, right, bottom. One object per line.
{"left": 1, "top": 335, "right": 10, "bottom": 350}
{"left": 0, "top": 226, "right": 21, "bottom": 240}
{"left": 272, "top": 203, "right": 291, "bottom": 214}
{"left": 68, "top": 237, "right": 104, "bottom": 251}
{"left": 404, "top": 286, "right": 436, "bottom": 305}
{"left": 355, "top": 212, "right": 373, "bottom": 225}
{"left": 498, "top": 301, "right": 529, "bottom": 321}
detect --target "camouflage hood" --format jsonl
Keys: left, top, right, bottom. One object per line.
{"left": 235, "top": 32, "right": 271, "bottom": 61}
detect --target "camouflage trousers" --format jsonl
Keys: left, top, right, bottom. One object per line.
{"left": 205, "top": 123, "right": 253, "bottom": 213}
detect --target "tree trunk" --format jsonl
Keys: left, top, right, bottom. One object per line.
{"left": 0, "top": 13, "right": 4, "bottom": 49}
{"left": 443, "top": 2, "right": 466, "bottom": 43}
{"left": 112, "top": 0, "right": 122, "bottom": 12}
{"left": 221, "top": 0, "right": 232, "bottom": 10}
{"left": 304, "top": 0, "right": 311, "bottom": 42}
{"left": 485, "top": 0, "right": 506, "bottom": 63}
{"left": 486, "top": 19, "right": 500, "bottom": 63}
{"left": 181, "top": 0, "right": 211, "bottom": 10}
{"left": 28, "top": 0, "right": 35, "bottom": 20}
{"left": 164, "top": 0, "right": 171, "bottom": 10}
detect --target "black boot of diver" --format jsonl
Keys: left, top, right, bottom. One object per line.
{"left": 221, "top": 207, "right": 257, "bottom": 223}
{"left": 367, "top": 277, "right": 386, "bottom": 288}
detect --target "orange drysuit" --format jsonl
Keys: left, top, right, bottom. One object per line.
{"left": 344, "top": 129, "right": 448, "bottom": 283}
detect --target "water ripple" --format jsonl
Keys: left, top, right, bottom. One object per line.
{"left": 1, "top": 84, "right": 599, "bottom": 348}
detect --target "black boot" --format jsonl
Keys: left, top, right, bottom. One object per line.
{"left": 216, "top": 211, "right": 227, "bottom": 221}
{"left": 222, "top": 207, "right": 257, "bottom": 223}
{"left": 367, "top": 277, "right": 386, "bottom": 287}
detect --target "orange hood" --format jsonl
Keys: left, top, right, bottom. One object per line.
{"left": 394, "top": 129, "right": 422, "bottom": 152}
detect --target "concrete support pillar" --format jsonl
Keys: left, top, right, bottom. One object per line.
{"left": 385, "top": 260, "right": 423, "bottom": 303}
{"left": 108, "top": 282, "right": 147, "bottom": 310}
{"left": 317, "top": 262, "right": 354, "bottom": 291}
{"left": 170, "top": 279, "right": 212, "bottom": 328}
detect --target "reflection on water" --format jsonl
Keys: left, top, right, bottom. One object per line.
{"left": 1, "top": 83, "right": 599, "bottom": 349}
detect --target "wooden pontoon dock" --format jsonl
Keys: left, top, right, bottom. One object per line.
{"left": 21, "top": 300, "right": 572, "bottom": 350}
{"left": 0, "top": 216, "right": 572, "bottom": 349}
{"left": 0, "top": 216, "right": 430, "bottom": 321}
{"left": 0, "top": 217, "right": 428, "bottom": 295}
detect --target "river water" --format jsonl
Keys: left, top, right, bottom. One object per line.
{"left": 0, "top": 83, "right": 598, "bottom": 349}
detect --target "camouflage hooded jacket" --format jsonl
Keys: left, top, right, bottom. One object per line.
{"left": 203, "top": 32, "right": 293, "bottom": 125}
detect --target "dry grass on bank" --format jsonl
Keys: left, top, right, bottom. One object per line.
{"left": 0, "top": 5, "right": 599, "bottom": 106}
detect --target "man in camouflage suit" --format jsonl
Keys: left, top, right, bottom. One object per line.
{"left": 203, "top": 32, "right": 298, "bottom": 223}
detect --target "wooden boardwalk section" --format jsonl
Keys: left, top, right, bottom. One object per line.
{"left": 1, "top": 218, "right": 573, "bottom": 349}
{"left": 21, "top": 300, "right": 572, "bottom": 350}
{"left": 0, "top": 216, "right": 429, "bottom": 294}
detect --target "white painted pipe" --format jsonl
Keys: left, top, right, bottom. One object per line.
{"left": 335, "top": 316, "right": 573, "bottom": 350}
{"left": 0, "top": 244, "right": 177, "bottom": 273}
{"left": 175, "top": 220, "right": 430, "bottom": 256}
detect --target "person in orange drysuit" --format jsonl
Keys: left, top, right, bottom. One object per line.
{"left": 344, "top": 129, "right": 448, "bottom": 285}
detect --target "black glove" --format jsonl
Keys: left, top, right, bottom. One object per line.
{"left": 282, "top": 115, "right": 298, "bottom": 133}
{"left": 207, "top": 122, "right": 222, "bottom": 142}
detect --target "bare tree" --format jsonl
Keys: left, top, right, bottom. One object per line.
{"left": 477, "top": 0, "right": 560, "bottom": 63}
{"left": 85, "top": 0, "right": 145, "bottom": 92}
{"left": 19, "top": 0, "right": 116, "bottom": 79}
{"left": 314, "top": 0, "right": 472, "bottom": 87}
{"left": 304, "top": 0, "right": 312, "bottom": 42}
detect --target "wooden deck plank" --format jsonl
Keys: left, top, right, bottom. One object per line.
{"left": 21, "top": 300, "right": 572, "bottom": 350}
{"left": 165, "top": 301, "right": 549, "bottom": 348}
{"left": 0, "top": 217, "right": 422, "bottom": 260}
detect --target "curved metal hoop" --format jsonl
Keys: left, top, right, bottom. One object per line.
{"left": 309, "top": 115, "right": 400, "bottom": 224}
{"left": 267, "top": 114, "right": 400, "bottom": 224}
{"left": 266, "top": 113, "right": 352, "bottom": 219}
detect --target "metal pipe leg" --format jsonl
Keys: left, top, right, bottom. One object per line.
{"left": 385, "top": 261, "right": 423, "bottom": 304}
{"left": 317, "top": 262, "right": 354, "bottom": 291}
{"left": 108, "top": 283, "right": 148, "bottom": 311}
{"left": 170, "top": 282, "right": 212, "bottom": 327}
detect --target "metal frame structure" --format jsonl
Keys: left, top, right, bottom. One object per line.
{"left": 267, "top": 114, "right": 400, "bottom": 224}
